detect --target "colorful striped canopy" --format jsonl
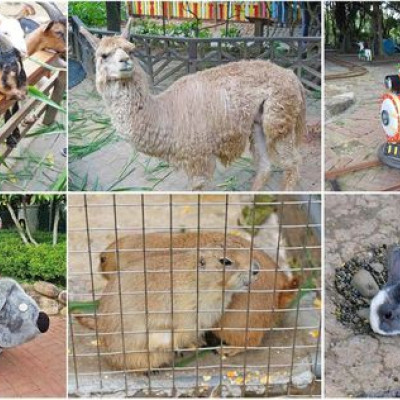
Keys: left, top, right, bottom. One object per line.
{"left": 126, "top": 2, "right": 301, "bottom": 22}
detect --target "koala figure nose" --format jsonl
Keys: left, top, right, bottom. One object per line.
{"left": 37, "top": 311, "right": 50, "bottom": 333}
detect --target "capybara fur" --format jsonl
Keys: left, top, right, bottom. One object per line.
{"left": 85, "top": 233, "right": 260, "bottom": 372}
{"left": 98, "top": 232, "right": 297, "bottom": 359}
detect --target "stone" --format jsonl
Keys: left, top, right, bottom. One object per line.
{"left": 58, "top": 290, "right": 67, "bottom": 305}
{"left": 33, "top": 281, "right": 60, "bottom": 299}
{"left": 356, "top": 307, "right": 370, "bottom": 320}
{"left": 326, "top": 92, "right": 355, "bottom": 118}
{"left": 59, "top": 307, "right": 68, "bottom": 317}
{"left": 36, "top": 296, "right": 60, "bottom": 315}
{"left": 351, "top": 270, "right": 379, "bottom": 298}
{"left": 370, "top": 262, "right": 385, "bottom": 273}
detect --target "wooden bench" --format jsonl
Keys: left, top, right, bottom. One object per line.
{"left": 0, "top": 50, "right": 66, "bottom": 162}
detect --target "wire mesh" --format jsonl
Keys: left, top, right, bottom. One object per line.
{"left": 68, "top": 194, "right": 321, "bottom": 397}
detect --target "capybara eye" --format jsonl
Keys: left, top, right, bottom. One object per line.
{"left": 219, "top": 257, "right": 232, "bottom": 266}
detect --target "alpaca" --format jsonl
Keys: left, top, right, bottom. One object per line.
{"left": 81, "top": 20, "right": 308, "bottom": 190}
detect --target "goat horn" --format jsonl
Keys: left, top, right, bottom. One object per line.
{"left": 0, "top": 34, "right": 14, "bottom": 52}
{"left": 121, "top": 18, "right": 133, "bottom": 40}
{"left": 79, "top": 26, "right": 100, "bottom": 50}
{"left": 36, "top": 2, "right": 64, "bottom": 20}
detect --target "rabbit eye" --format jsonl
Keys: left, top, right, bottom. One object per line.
{"left": 384, "top": 311, "right": 393, "bottom": 320}
{"left": 219, "top": 257, "right": 232, "bottom": 266}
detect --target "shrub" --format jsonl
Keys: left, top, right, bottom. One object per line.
{"left": 0, "top": 230, "right": 66, "bottom": 287}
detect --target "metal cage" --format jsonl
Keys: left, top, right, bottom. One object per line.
{"left": 68, "top": 194, "right": 321, "bottom": 397}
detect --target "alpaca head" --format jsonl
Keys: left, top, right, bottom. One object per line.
{"left": 95, "top": 36, "right": 135, "bottom": 82}
{"left": 80, "top": 19, "right": 135, "bottom": 87}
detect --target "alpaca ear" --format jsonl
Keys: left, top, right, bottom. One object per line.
{"left": 121, "top": 18, "right": 133, "bottom": 41}
{"left": 79, "top": 26, "right": 100, "bottom": 50}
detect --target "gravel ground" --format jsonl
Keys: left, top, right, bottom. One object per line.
{"left": 325, "top": 194, "right": 400, "bottom": 397}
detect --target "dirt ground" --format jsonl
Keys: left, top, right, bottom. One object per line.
{"left": 0, "top": 2, "right": 67, "bottom": 191}
{"left": 325, "top": 55, "right": 400, "bottom": 191}
{"left": 68, "top": 74, "right": 321, "bottom": 192}
{"left": 68, "top": 194, "right": 321, "bottom": 397}
{"left": 325, "top": 194, "right": 400, "bottom": 397}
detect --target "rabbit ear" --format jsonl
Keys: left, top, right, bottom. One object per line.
{"left": 387, "top": 245, "right": 400, "bottom": 285}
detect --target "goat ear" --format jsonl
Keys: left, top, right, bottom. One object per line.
{"left": 43, "top": 20, "right": 55, "bottom": 32}
{"left": 79, "top": 26, "right": 100, "bottom": 51}
{"left": 121, "top": 18, "right": 133, "bottom": 41}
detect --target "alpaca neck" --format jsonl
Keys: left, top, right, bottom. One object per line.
{"left": 100, "top": 70, "right": 168, "bottom": 157}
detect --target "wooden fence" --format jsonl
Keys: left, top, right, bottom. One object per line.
{"left": 70, "top": 16, "right": 321, "bottom": 91}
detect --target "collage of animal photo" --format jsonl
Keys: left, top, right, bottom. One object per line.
{"left": 0, "top": 1, "right": 399, "bottom": 399}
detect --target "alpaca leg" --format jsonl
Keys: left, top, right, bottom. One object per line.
{"left": 189, "top": 156, "right": 216, "bottom": 191}
{"left": 251, "top": 122, "right": 271, "bottom": 191}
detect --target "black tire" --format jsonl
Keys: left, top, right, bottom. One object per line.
{"left": 378, "top": 143, "right": 400, "bottom": 169}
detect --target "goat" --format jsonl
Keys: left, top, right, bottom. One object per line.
{"left": 0, "top": 34, "right": 26, "bottom": 148}
{"left": 0, "top": 13, "right": 27, "bottom": 56}
{"left": 81, "top": 20, "right": 308, "bottom": 191}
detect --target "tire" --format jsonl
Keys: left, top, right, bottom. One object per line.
{"left": 378, "top": 143, "right": 400, "bottom": 169}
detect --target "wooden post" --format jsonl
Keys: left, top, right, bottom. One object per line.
{"left": 43, "top": 70, "right": 66, "bottom": 125}
{"left": 188, "top": 41, "right": 198, "bottom": 73}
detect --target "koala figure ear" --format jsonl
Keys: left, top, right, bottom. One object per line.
{"left": 0, "top": 278, "right": 16, "bottom": 310}
{"left": 387, "top": 245, "right": 400, "bottom": 285}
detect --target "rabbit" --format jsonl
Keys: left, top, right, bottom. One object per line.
{"left": 370, "top": 245, "right": 400, "bottom": 336}
{"left": 0, "top": 278, "right": 50, "bottom": 353}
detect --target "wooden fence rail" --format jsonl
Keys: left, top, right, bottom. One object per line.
{"left": 71, "top": 16, "right": 321, "bottom": 91}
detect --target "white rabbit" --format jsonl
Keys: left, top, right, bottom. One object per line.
{"left": 370, "top": 245, "right": 400, "bottom": 335}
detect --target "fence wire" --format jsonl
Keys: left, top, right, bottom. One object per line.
{"left": 68, "top": 194, "right": 321, "bottom": 397}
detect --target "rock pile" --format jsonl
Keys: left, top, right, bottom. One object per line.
{"left": 334, "top": 245, "right": 388, "bottom": 334}
{"left": 22, "top": 281, "right": 67, "bottom": 317}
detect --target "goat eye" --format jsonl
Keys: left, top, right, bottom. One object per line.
{"left": 219, "top": 257, "right": 232, "bottom": 266}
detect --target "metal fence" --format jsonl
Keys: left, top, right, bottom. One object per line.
{"left": 70, "top": 16, "right": 321, "bottom": 91}
{"left": 68, "top": 194, "right": 321, "bottom": 397}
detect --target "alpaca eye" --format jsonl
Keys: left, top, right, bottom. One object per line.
{"left": 219, "top": 257, "right": 232, "bottom": 266}
{"left": 101, "top": 53, "right": 108, "bottom": 60}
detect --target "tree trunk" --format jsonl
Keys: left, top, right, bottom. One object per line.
{"left": 53, "top": 202, "right": 60, "bottom": 246}
{"left": 106, "top": 2, "right": 121, "bottom": 33}
{"left": 22, "top": 198, "right": 38, "bottom": 246}
{"left": 6, "top": 204, "right": 30, "bottom": 245}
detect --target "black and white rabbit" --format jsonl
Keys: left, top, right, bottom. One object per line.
{"left": 370, "top": 245, "right": 400, "bottom": 335}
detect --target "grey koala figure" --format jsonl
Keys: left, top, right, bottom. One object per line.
{"left": 0, "top": 278, "right": 50, "bottom": 353}
{"left": 370, "top": 245, "right": 400, "bottom": 336}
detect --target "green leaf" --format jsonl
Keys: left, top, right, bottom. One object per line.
{"left": 50, "top": 170, "right": 67, "bottom": 191}
{"left": 27, "top": 86, "right": 66, "bottom": 113}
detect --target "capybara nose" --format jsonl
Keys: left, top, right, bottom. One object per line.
{"left": 37, "top": 312, "right": 50, "bottom": 333}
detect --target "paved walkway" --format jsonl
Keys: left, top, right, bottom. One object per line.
{"left": 325, "top": 56, "right": 400, "bottom": 190}
{"left": 0, "top": 317, "right": 66, "bottom": 398}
